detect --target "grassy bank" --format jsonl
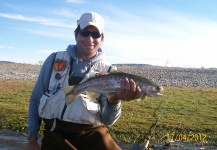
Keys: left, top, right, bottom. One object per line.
{"left": 0, "top": 80, "right": 216, "bottom": 146}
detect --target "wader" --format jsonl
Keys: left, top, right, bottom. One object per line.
{"left": 41, "top": 119, "right": 121, "bottom": 150}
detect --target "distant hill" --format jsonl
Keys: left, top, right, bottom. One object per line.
{"left": 113, "top": 64, "right": 152, "bottom": 67}
{"left": 0, "top": 62, "right": 151, "bottom": 67}
{"left": 0, "top": 61, "right": 14, "bottom": 64}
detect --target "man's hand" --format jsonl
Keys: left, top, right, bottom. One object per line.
{"left": 108, "top": 78, "right": 142, "bottom": 104}
{"left": 28, "top": 137, "right": 40, "bottom": 150}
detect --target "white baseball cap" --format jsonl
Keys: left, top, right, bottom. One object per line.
{"left": 77, "top": 12, "right": 104, "bottom": 34}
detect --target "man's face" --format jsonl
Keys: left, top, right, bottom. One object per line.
{"left": 75, "top": 25, "right": 104, "bottom": 61}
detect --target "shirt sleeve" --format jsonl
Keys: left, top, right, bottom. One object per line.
{"left": 98, "top": 94, "right": 122, "bottom": 127}
{"left": 27, "top": 53, "right": 56, "bottom": 139}
{"left": 98, "top": 65, "right": 121, "bottom": 126}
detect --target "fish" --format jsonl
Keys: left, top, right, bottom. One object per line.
{"left": 64, "top": 72, "right": 163, "bottom": 105}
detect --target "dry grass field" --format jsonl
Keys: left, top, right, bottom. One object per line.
{"left": 0, "top": 63, "right": 217, "bottom": 147}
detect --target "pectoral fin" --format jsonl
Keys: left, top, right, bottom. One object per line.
{"left": 108, "top": 92, "right": 116, "bottom": 99}
{"left": 86, "top": 91, "right": 101, "bottom": 101}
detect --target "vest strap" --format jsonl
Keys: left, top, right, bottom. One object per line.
{"left": 50, "top": 118, "right": 57, "bottom": 131}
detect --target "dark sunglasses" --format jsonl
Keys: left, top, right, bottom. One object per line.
{"left": 79, "top": 30, "right": 101, "bottom": 39}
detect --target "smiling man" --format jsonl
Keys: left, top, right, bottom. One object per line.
{"left": 27, "top": 12, "right": 142, "bottom": 150}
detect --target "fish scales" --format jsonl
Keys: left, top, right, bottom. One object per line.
{"left": 65, "top": 72, "right": 163, "bottom": 104}
{"left": 73, "top": 76, "right": 122, "bottom": 94}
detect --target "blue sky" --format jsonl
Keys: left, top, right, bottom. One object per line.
{"left": 0, "top": 0, "right": 217, "bottom": 68}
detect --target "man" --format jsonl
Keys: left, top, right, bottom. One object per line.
{"left": 28, "top": 12, "right": 141, "bottom": 150}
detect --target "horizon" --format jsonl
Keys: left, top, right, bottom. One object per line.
{"left": 0, "top": 0, "right": 217, "bottom": 68}
{"left": 1, "top": 60, "right": 217, "bottom": 69}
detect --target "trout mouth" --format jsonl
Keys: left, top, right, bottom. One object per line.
{"left": 156, "top": 92, "right": 163, "bottom": 96}
{"left": 156, "top": 86, "right": 164, "bottom": 96}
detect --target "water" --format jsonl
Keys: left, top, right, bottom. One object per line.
{"left": 0, "top": 129, "right": 28, "bottom": 150}
{"left": 0, "top": 129, "right": 216, "bottom": 150}
{"left": 118, "top": 141, "right": 215, "bottom": 150}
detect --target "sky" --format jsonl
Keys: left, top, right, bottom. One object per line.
{"left": 0, "top": 0, "right": 217, "bottom": 68}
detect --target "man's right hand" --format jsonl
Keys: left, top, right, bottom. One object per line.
{"left": 108, "top": 78, "right": 141, "bottom": 104}
{"left": 28, "top": 137, "right": 40, "bottom": 150}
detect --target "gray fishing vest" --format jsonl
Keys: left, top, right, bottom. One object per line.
{"left": 38, "top": 51, "right": 114, "bottom": 126}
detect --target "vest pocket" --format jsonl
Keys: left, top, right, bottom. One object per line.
{"left": 63, "top": 97, "right": 101, "bottom": 124}
{"left": 38, "top": 94, "right": 50, "bottom": 116}
{"left": 85, "top": 100, "right": 100, "bottom": 114}
{"left": 38, "top": 90, "right": 66, "bottom": 119}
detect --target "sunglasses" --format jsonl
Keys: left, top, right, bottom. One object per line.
{"left": 79, "top": 30, "right": 101, "bottom": 39}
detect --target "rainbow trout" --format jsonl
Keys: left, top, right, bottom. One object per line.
{"left": 65, "top": 72, "right": 163, "bottom": 104}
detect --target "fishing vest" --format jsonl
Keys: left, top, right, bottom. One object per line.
{"left": 38, "top": 51, "right": 114, "bottom": 126}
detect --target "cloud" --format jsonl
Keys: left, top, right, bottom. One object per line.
{"left": 66, "top": 0, "right": 85, "bottom": 3}
{"left": 37, "top": 50, "right": 57, "bottom": 54}
{"left": 23, "top": 28, "right": 75, "bottom": 39}
{"left": 103, "top": 8, "right": 217, "bottom": 68}
{"left": 0, "top": 12, "right": 77, "bottom": 39}
{"left": 0, "top": 55, "right": 8, "bottom": 60}
{"left": 3, "top": 3, "right": 20, "bottom": 10}
{"left": 51, "top": 9, "right": 79, "bottom": 18}
{"left": 0, "top": 13, "right": 73, "bottom": 28}
{"left": 105, "top": 5, "right": 217, "bottom": 40}
{"left": 0, "top": 45, "right": 14, "bottom": 49}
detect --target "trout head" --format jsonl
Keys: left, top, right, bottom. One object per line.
{"left": 145, "top": 85, "right": 163, "bottom": 97}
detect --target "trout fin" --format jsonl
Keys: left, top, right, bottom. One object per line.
{"left": 64, "top": 86, "right": 80, "bottom": 105}
{"left": 86, "top": 91, "right": 101, "bottom": 101}
{"left": 140, "top": 94, "right": 147, "bottom": 101}
{"left": 108, "top": 70, "right": 120, "bottom": 74}
{"left": 64, "top": 86, "right": 73, "bottom": 94}
{"left": 108, "top": 92, "right": 116, "bottom": 99}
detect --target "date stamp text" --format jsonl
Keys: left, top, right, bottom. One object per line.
{"left": 167, "top": 133, "right": 207, "bottom": 141}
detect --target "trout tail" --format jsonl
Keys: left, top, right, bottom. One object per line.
{"left": 64, "top": 86, "right": 80, "bottom": 105}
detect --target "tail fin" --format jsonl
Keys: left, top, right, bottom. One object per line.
{"left": 64, "top": 86, "right": 80, "bottom": 105}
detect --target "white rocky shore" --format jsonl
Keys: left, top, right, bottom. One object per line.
{"left": 0, "top": 63, "right": 217, "bottom": 87}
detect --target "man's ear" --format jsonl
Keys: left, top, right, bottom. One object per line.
{"left": 75, "top": 34, "right": 78, "bottom": 42}
{"left": 101, "top": 34, "right": 104, "bottom": 42}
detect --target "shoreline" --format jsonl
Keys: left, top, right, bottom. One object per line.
{"left": 0, "top": 63, "right": 217, "bottom": 87}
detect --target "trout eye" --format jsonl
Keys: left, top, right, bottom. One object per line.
{"left": 156, "top": 86, "right": 162, "bottom": 91}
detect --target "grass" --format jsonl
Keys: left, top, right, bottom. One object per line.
{"left": 0, "top": 80, "right": 217, "bottom": 146}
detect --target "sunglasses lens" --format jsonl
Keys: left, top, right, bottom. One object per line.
{"left": 91, "top": 32, "right": 101, "bottom": 39}
{"left": 79, "top": 30, "right": 101, "bottom": 39}
{"left": 79, "top": 30, "right": 90, "bottom": 37}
